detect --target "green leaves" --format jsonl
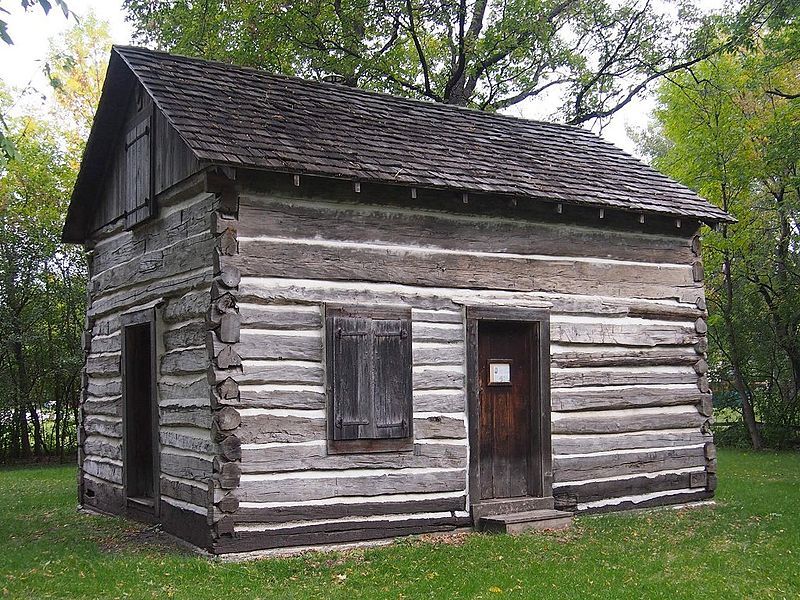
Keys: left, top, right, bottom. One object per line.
{"left": 122, "top": 0, "right": 730, "bottom": 125}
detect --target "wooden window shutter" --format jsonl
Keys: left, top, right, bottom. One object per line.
{"left": 124, "top": 116, "right": 153, "bottom": 228}
{"left": 329, "top": 316, "right": 372, "bottom": 441}
{"left": 372, "top": 319, "right": 412, "bottom": 439}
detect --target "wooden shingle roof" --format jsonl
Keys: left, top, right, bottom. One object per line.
{"left": 68, "top": 45, "right": 733, "bottom": 241}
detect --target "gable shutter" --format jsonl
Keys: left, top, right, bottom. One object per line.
{"left": 330, "top": 316, "right": 372, "bottom": 441}
{"left": 124, "top": 117, "right": 152, "bottom": 228}
{"left": 372, "top": 318, "right": 412, "bottom": 439}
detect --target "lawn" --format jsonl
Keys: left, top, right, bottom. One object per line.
{"left": 1, "top": 450, "right": 798, "bottom": 599}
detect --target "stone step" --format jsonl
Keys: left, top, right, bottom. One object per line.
{"left": 479, "top": 509, "right": 573, "bottom": 534}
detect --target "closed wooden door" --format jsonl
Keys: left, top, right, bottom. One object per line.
{"left": 477, "top": 321, "right": 538, "bottom": 500}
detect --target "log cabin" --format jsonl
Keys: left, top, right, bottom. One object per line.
{"left": 63, "top": 46, "right": 732, "bottom": 554}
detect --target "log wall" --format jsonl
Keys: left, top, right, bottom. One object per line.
{"left": 79, "top": 172, "right": 220, "bottom": 545}
{"left": 205, "top": 188, "right": 714, "bottom": 552}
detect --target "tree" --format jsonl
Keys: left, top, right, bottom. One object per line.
{"left": 0, "top": 0, "right": 70, "bottom": 166}
{"left": 645, "top": 17, "right": 799, "bottom": 448}
{"left": 124, "top": 0, "right": 737, "bottom": 125}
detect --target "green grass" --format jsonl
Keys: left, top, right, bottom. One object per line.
{"left": 1, "top": 450, "right": 799, "bottom": 599}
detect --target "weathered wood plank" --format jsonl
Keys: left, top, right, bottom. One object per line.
{"left": 87, "top": 378, "right": 122, "bottom": 398}
{"left": 413, "top": 416, "right": 466, "bottom": 439}
{"left": 553, "top": 446, "right": 706, "bottom": 482}
{"left": 160, "top": 429, "right": 215, "bottom": 454}
{"left": 234, "top": 386, "right": 326, "bottom": 410}
{"left": 552, "top": 408, "right": 707, "bottom": 435}
{"left": 238, "top": 360, "right": 324, "bottom": 385}
{"left": 413, "top": 390, "right": 466, "bottom": 412}
{"left": 83, "top": 397, "right": 122, "bottom": 417}
{"left": 235, "top": 331, "right": 322, "bottom": 361}
{"left": 551, "top": 347, "right": 700, "bottom": 368}
{"left": 237, "top": 413, "right": 326, "bottom": 444}
{"left": 579, "top": 489, "right": 713, "bottom": 514}
{"left": 83, "top": 416, "right": 122, "bottom": 438}
{"left": 412, "top": 323, "right": 463, "bottom": 344}
{"left": 164, "top": 321, "right": 208, "bottom": 352}
{"left": 83, "top": 435, "right": 122, "bottom": 461}
{"left": 160, "top": 477, "right": 209, "bottom": 507}
{"left": 236, "top": 197, "right": 694, "bottom": 264}
{"left": 160, "top": 406, "right": 212, "bottom": 429}
{"left": 551, "top": 386, "right": 711, "bottom": 412}
{"left": 163, "top": 290, "right": 211, "bottom": 324}
{"left": 85, "top": 353, "right": 120, "bottom": 376}
{"left": 238, "top": 303, "right": 322, "bottom": 329}
{"left": 160, "top": 452, "right": 213, "bottom": 481}
{"left": 161, "top": 348, "right": 209, "bottom": 376}
{"left": 83, "top": 458, "right": 122, "bottom": 484}
{"left": 158, "top": 376, "right": 210, "bottom": 401}
{"left": 554, "top": 471, "right": 704, "bottom": 506}
{"left": 237, "top": 469, "right": 467, "bottom": 503}
{"left": 233, "top": 495, "right": 466, "bottom": 523}
{"left": 413, "top": 367, "right": 464, "bottom": 390}
{"left": 412, "top": 344, "right": 464, "bottom": 366}
{"left": 550, "top": 321, "right": 697, "bottom": 346}
{"left": 551, "top": 367, "right": 697, "bottom": 388}
{"left": 552, "top": 430, "right": 710, "bottom": 455}
{"left": 235, "top": 238, "right": 701, "bottom": 301}
{"left": 240, "top": 442, "right": 467, "bottom": 474}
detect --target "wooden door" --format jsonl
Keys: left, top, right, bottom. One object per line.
{"left": 477, "top": 320, "right": 538, "bottom": 500}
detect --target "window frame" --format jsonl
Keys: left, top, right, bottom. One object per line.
{"left": 325, "top": 305, "right": 414, "bottom": 455}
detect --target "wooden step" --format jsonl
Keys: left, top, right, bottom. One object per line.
{"left": 472, "top": 496, "right": 555, "bottom": 520}
{"left": 479, "top": 509, "right": 573, "bottom": 534}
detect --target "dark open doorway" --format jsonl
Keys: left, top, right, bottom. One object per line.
{"left": 122, "top": 311, "right": 159, "bottom": 515}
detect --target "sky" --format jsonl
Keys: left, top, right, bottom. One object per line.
{"left": 0, "top": 0, "right": 706, "bottom": 157}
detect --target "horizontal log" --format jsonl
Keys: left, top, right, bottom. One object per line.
{"left": 551, "top": 385, "right": 711, "bottom": 412}
{"left": 91, "top": 233, "right": 216, "bottom": 297}
{"left": 89, "top": 269, "right": 214, "bottom": 319}
{"left": 626, "top": 302, "right": 704, "bottom": 321}
{"left": 240, "top": 442, "right": 467, "bottom": 474}
{"left": 161, "top": 348, "right": 209, "bottom": 376}
{"left": 163, "top": 290, "right": 212, "bottom": 324}
{"left": 160, "top": 407, "right": 212, "bottom": 429}
{"left": 235, "top": 331, "right": 322, "bottom": 361}
{"left": 553, "top": 446, "right": 706, "bottom": 482}
{"left": 580, "top": 489, "right": 713, "bottom": 514}
{"left": 83, "top": 458, "right": 122, "bottom": 485}
{"left": 239, "top": 360, "right": 324, "bottom": 385}
{"left": 158, "top": 376, "right": 209, "bottom": 401}
{"left": 235, "top": 238, "right": 701, "bottom": 301}
{"left": 412, "top": 344, "right": 464, "bottom": 366}
{"left": 90, "top": 334, "right": 121, "bottom": 354}
{"left": 411, "top": 308, "right": 463, "bottom": 324}
{"left": 237, "top": 468, "right": 467, "bottom": 503}
{"left": 413, "top": 390, "right": 466, "bottom": 413}
{"left": 83, "top": 416, "right": 122, "bottom": 438}
{"left": 552, "top": 408, "right": 707, "bottom": 435}
{"left": 554, "top": 470, "right": 702, "bottom": 505}
{"left": 85, "top": 353, "right": 120, "bottom": 376}
{"left": 164, "top": 321, "right": 208, "bottom": 352}
{"left": 236, "top": 387, "right": 326, "bottom": 410}
{"left": 216, "top": 519, "right": 465, "bottom": 553}
{"left": 160, "top": 452, "right": 213, "bottom": 481}
{"left": 413, "top": 367, "right": 464, "bottom": 390}
{"left": 91, "top": 193, "right": 214, "bottom": 274}
{"left": 551, "top": 367, "right": 696, "bottom": 388}
{"left": 83, "top": 396, "right": 122, "bottom": 417}
{"left": 413, "top": 416, "right": 466, "bottom": 439}
{"left": 160, "top": 477, "right": 209, "bottom": 507}
{"left": 238, "top": 413, "right": 326, "bottom": 444}
{"left": 233, "top": 494, "right": 466, "bottom": 523}
{"left": 412, "top": 323, "right": 463, "bottom": 344}
{"left": 551, "top": 347, "right": 699, "bottom": 369}
{"left": 239, "top": 303, "right": 322, "bottom": 330}
{"left": 83, "top": 435, "right": 121, "bottom": 461}
{"left": 87, "top": 378, "right": 122, "bottom": 398}
{"left": 236, "top": 196, "right": 694, "bottom": 264}
{"left": 160, "top": 429, "right": 215, "bottom": 454}
{"left": 550, "top": 321, "right": 697, "bottom": 346}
